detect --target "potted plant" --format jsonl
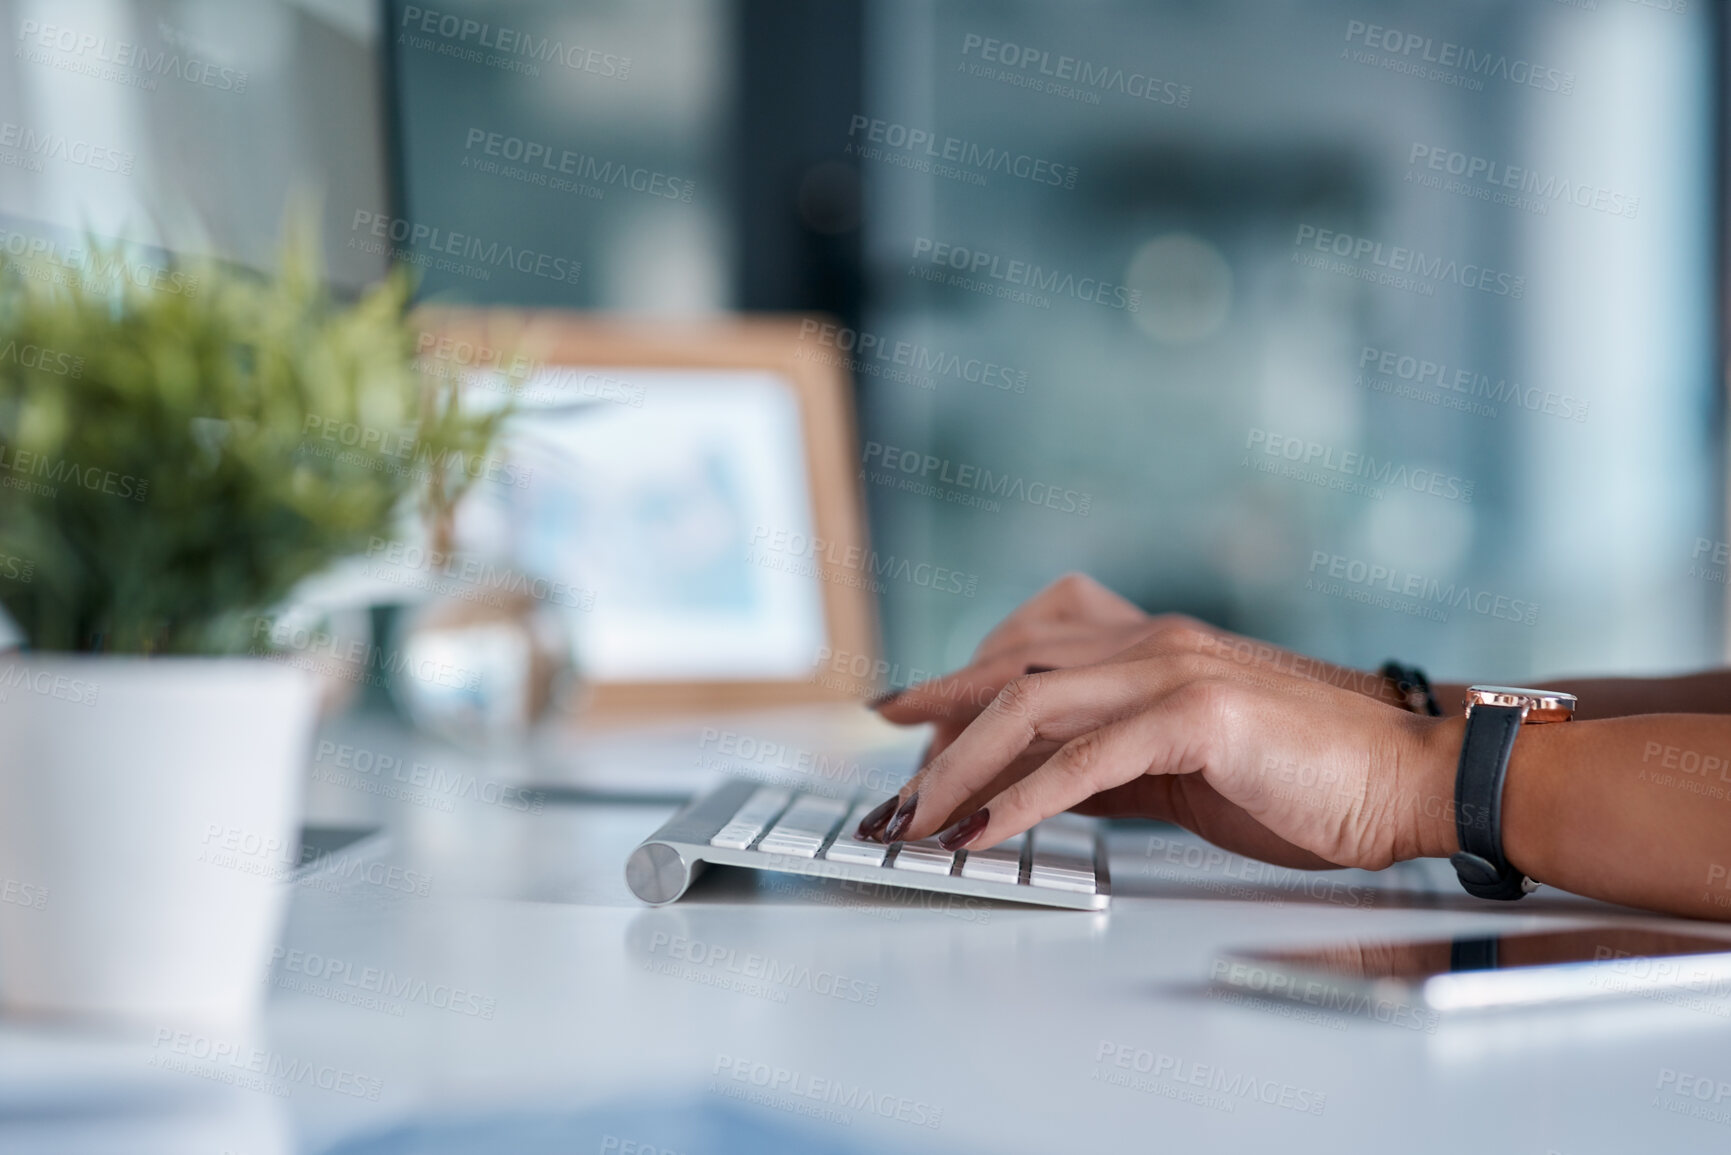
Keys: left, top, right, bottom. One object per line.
{"left": 0, "top": 232, "right": 503, "bottom": 1028}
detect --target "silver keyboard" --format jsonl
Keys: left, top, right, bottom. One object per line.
{"left": 624, "top": 779, "right": 1110, "bottom": 911}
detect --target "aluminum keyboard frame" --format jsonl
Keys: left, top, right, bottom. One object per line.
{"left": 624, "top": 779, "right": 1110, "bottom": 911}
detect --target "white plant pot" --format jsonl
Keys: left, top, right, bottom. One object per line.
{"left": 0, "top": 657, "right": 317, "bottom": 1029}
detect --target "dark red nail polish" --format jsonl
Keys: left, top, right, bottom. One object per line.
{"left": 937, "top": 808, "right": 989, "bottom": 851}
{"left": 855, "top": 796, "right": 898, "bottom": 840}
{"left": 882, "top": 792, "right": 919, "bottom": 843}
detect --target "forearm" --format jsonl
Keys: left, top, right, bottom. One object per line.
{"left": 1432, "top": 669, "right": 1731, "bottom": 720}
{"left": 1417, "top": 714, "right": 1731, "bottom": 920}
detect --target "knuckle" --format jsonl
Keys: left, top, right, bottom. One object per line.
{"left": 1176, "top": 677, "right": 1244, "bottom": 729}
{"left": 1147, "top": 613, "right": 1211, "bottom": 653}
{"left": 989, "top": 674, "right": 1043, "bottom": 720}
{"left": 1162, "top": 651, "right": 1216, "bottom": 685}
{"left": 1054, "top": 729, "right": 1106, "bottom": 783}
{"left": 1051, "top": 571, "right": 1095, "bottom": 596}
{"left": 1042, "top": 572, "right": 1098, "bottom": 613}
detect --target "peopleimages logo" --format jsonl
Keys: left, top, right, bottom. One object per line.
{"left": 0, "top": 120, "right": 133, "bottom": 174}
{"left": 15, "top": 19, "right": 249, "bottom": 92}
{"left": 362, "top": 538, "right": 590, "bottom": 611}
{"left": 348, "top": 212, "right": 582, "bottom": 286}
{"left": 1407, "top": 143, "right": 1638, "bottom": 220}
{"left": 909, "top": 237, "right": 1140, "bottom": 312}
{"left": 1652, "top": 1067, "right": 1731, "bottom": 1127}
{"left": 1293, "top": 224, "right": 1525, "bottom": 299}
{"left": 397, "top": 6, "right": 629, "bottom": 79}
{"left": 0, "top": 550, "right": 34, "bottom": 583}
{"left": 1306, "top": 551, "right": 1538, "bottom": 627}
{"left": 462, "top": 127, "right": 695, "bottom": 202}
{"left": 1357, "top": 345, "right": 1588, "bottom": 423}
{"left": 959, "top": 34, "right": 1192, "bottom": 107}
{"left": 268, "top": 946, "right": 497, "bottom": 1019}
{"left": 845, "top": 115, "right": 1078, "bottom": 189}
{"left": 1092, "top": 1042, "right": 1330, "bottom": 1113}
{"left": 796, "top": 319, "right": 1029, "bottom": 394}
{"left": 148, "top": 1029, "right": 382, "bottom": 1100}
{"left": 0, "top": 445, "right": 149, "bottom": 502}
{"left": 300, "top": 416, "right": 531, "bottom": 490}
{"left": 1140, "top": 833, "right": 1374, "bottom": 909}
{"left": 648, "top": 933, "right": 880, "bottom": 1006}
{"left": 1244, "top": 429, "right": 1474, "bottom": 504}
{"left": 0, "top": 227, "right": 199, "bottom": 297}
{"left": 1342, "top": 19, "right": 1575, "bottom": 95}
{"left": 747, "top": 524, "right": 979, "bottom": 597}
{"left": 696, "top": 727, "right": 909, "bottom": 797}
{"left": 1202, "top": 963, "right": 1438, "bottom": 1032}
{"left": 862, "top": 440, "right": 1093, "bottom": 516}
{"left": 711, "top": 1054, "right": 943, "bottom": 1130}
{"left": 0, "top": 665, "right": 99, "bottom": 707}
{"left": 0, "top": 339, "right": 83, "bottom": 379}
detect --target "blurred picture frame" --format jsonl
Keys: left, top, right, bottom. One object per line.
{"left": 413, "top": 308, "right": 880, "bottom": 717}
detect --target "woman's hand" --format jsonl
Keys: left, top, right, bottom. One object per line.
{"left": 876, "top": 574, "right": 1398, "bottom": 767}
{"left": 876, "top": 573, "right": 1160, "bottom": 766}
{"left": 861, "top": 613, "right": 1462, "bottom": 873}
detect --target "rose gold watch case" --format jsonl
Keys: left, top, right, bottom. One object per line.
{"left": 1464, "top": 684, "right": 1576, "bottom": 725}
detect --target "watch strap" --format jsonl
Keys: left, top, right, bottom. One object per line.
{"left": 1448, "top": 703, "right": 1528, "bottom": 900}
{"left": 1379, "top": 660, "right": 1442, "bottom": 716}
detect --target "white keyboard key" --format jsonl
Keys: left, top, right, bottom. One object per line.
{"left": 755, "top": 831, "right": 822, "bottom": 857}
{"left": 892, "top": 838, "right": 956, "bottom": 876}
{"left": 782, "top": 794, "right": 850, "bottom": 831}
{"left": 959, "top": 834, "right": 1025, "bottom": 885}
{"left": 821, "top": 801, "right": 892, "bottom": 866}
{"left": 1034, "top": 819, "right": 1095, "bottom": 856}
{"left": 757, "top": 796, "right": 848, "bottom": 857}
{"left": 825, "top": 839, "right": 889, "bottom": 866}
{"left": 1028, "top": 863, "right": 1096, "bottom": 893}
{"left": 709, "top": 786, "right": 793, "bottom": 849}
{"left": 733, "top": 786, "right": 796, "bottom": 826}
{"left": 1028, "top": 822, "right": 1097, "bottom": 894}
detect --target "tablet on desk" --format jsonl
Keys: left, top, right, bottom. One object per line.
{"left": 1213, "top": 925, "right": 1731, "bottom": 1017}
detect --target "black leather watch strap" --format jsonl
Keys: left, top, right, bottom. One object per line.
{"left": 1449, "top": 703, "right": 1529, "bottom": 900}
{"left": 1380, "top": 660, "right": 1442, "bottom": 716}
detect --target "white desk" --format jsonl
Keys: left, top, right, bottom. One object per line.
{"left": 4, "top": 709, "right": 1731, "bottom": 1154}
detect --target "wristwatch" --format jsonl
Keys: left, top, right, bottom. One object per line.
{"left": 1449, "top": 685, "right": 1576, "bottom": 900}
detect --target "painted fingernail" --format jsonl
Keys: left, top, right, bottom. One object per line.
{"left": 865, "top": 688, "right": 902, "bottom": 710}
{"left": 1024, "top": 665, "right": 1056, "bottom": 675}
{"left": 882, "top": 791, "right": 920, "bottom": 843}
{"left": 937, "top": 808, "right": 989, "bottom": 851}
{"left": 855, "top": 796, "right": 898, "bottom": 840}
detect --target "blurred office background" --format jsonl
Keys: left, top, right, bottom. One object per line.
{"left": 0, "top": 0, "right": 1721, "bottom": 685}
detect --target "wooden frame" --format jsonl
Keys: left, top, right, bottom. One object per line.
{"left": 412, "top": 308, "right": 880, "bottom": 717}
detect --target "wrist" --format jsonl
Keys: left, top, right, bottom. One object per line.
{"left": 1371, "top": 670, "right": 1409, "bottom": 710}
{"left": 1499, "top": 716, "right": 1568, "bottom": 885}
{"left": 1400, "top": 715, "right": 1466, "bottom": 861}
